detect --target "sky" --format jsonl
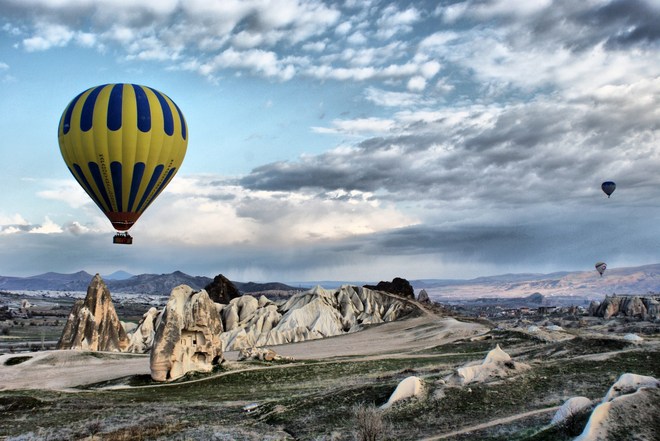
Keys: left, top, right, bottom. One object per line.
{"left": 0, "top": 0, "right": 659, "bottom": 283}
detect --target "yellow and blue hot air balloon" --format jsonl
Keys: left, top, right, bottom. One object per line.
{"left": 58, "top": 84, "right": 188, "bottom": 244}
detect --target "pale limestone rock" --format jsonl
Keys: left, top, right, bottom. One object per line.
{"left": 381, "top": 376, "right": 426, "bottom": 409}
{"left": 482, "top": 344, "right": 511, "bottom": 364}
{"left": 57, "top": 274, "right": 128, "bottom": 352}
{"left": 623, "top": 333, "right": 643, "bottom": 343}
{"left": 236, "top": 295, "right": 259, "bottom": 322}
{"left": 454, "top": 345, "right": 528, "bottom": 385}
{"left": 551, "top": 397, "right": 592, "bottom": 426}
{"left": 576, "top": 374, "right": 660, "bottom": 441}
{"left": 222, "top": 302, "right": 240, "bottom": 332}
{"left": 601, "top": 373, "right": 659, "bottom": 403}
{"left": 126, "top": 307, "right": 161, "bottom": 353}
{"left": 258, "top": 295, "right": 271, "bottom": 308}
{"left": 237, "top": 347, "right": 292, "bottom": 362}
{"left": 150, "top": 286, "right": 223, "bottom": 382}
{"left": 219, "top": 285, "right": 413, "bottom": 351}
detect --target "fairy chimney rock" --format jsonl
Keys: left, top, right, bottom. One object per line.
{"left": 150, "top": 285, "right": 224, "bottom": 382}
{"left": 57, "top": 274, "right": 129, "bottom": 352}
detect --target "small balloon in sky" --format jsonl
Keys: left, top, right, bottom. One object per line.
{"left": 595, "top": 261, "right": 607, "bottom": 277}
{"left": 601, "top": 181, "right": 616, "bottom": 198}
{"left": 57, "top": 83, "right": 188, "bottom": 244}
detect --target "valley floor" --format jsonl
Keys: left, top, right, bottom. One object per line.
{"left": 0, "top": 307, "right": 659, "bottom": 441}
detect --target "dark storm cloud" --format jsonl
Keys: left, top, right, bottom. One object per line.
{"left": 240, "top": 92, "right": 659, "bottom": 207}
{"left": 511, "top": 0, "right": 660, "bottom": 51}
{"left": 360, "top": 204, "right": 660, "bottom": 268}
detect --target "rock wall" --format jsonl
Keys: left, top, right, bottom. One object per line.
{"left": 150, "top": 286, "right": 224, "bottom": 382}
{"left": 219, "top": 285, "right": 416, "bottom": 351}
{"left": 589, "top": 295, "right": 660, "bottom": 320}
{"left": 57, "top": 274, "right": 128, "bottom": 352}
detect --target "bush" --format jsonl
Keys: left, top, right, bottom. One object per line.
{"left": 354, "top": 403, "right": 385, "bottom": 441}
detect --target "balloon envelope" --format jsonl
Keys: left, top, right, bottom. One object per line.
{"left": 601, "top": 181, "right": 616, "bottom": 198}
{"left": 595, "top": 261, "right": 607, "bottom": 276}
{"left": 58, "top": 84, "right": 188, "bottom": 231}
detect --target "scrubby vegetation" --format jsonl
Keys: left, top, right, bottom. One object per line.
{"left": 1, "top": 326, "right": 658, "bottom": 440}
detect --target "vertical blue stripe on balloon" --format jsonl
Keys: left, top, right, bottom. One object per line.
{"left": 107, "top": 84, "right": 124, "bottom": 131}
{"left": 136, "top": 164, "right": 164, "bottom": 212}
{"left": 71, "top": 164, "right": 104, "bottom": 210}
{"left": 149, "top": 87, "right": 174, "bottom": 136}
{"left": 146, "top": 167, "right": 176, "bottom": 209}
{"left": 127, "top": 162, "right": 146, "bottom": 211}
{"left": 173, "top": 102, "right": 187, "bottom": 140}
{"left": 62, "top": 91, "right": 85, "bottom": 135}
{"left": 110, "top": 161, "right": 123, "bottom": 211}
{"left": 80, "top": 85, "right": 106, "bottom": 132}
{"left": 88, "top": 162, "right": 113, "bottom": 211}
{"left": 132, "top": 84, "right": 151, "bottom": 132}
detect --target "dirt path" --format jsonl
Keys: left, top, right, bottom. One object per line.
{"left": 420, "top": 405, "right": 561, "bottom": 440}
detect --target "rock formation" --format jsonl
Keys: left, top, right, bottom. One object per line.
{"left": 204, "top": 274, "right": 241, "bottom": 304}
{"left": 551, "top": 397, "right": 593, "bottom": 427}
{"left": 57, "top": 274, "right": 129, "bottom": 352}
{"left": 126, "top": 307, "right": 161, "bottom": 353}
{"left": 219, "top": 285, "right": 415, "bottom": 351}
{"left": 150, "top": 285, "right": 224, "bottom": 382}
{"left": 575, "top": 373, "right": 660, "bottom": 441}
{"left": 364, "top": 277, "right": 415, "bottom": 299}
{"left": 417, "top": 289, "right": 430, "bottom": 303}
{"left": 450, "top": 344, "right": 529, "bottom": 385}
{"left": 381, "top": 376, "right": 425, "bottom": 409}
{"left": 237, "top": 347, "right": 292, "bottom": 362}
{"left": 590, "top": 295, "right": 660, "bottom": 320}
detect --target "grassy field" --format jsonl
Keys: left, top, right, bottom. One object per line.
{"left": 1, "top": 328, "right": 658, "bottom": 441}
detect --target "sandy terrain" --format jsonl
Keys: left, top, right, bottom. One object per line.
{"left": 227, "top": 314, "right": 486, "bottom": 361}
{"left": 0, "top": 310, "right": 486, "bottom": 391}
{"left": 0, "top": 350, "right": 150, "bottom": 391}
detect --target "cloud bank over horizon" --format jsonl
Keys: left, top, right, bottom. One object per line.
{"left": 0, "top": 0, "right": 659, "bottom": 281}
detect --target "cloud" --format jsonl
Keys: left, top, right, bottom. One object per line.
{"left": 199, "top": 47, "right": 297, "bottom": 80}
{"left": 311, "top": 117, "right": 395, "bottom": 136}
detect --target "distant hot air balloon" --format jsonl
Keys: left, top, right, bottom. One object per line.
{"left": 58, "top": 84, "right": 188, "bottom": 244}
{"left": 595, "top": 261, "right": 607, "bottom": 277}
{"left": 601, "top": 181, "right": 616, "bottom": 198}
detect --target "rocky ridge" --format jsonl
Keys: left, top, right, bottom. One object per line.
{"left": 588, "top": 295, "right": 660, "bottom": 320}
{"left": 218, "top": 284, "right": 416, "bottom": 351}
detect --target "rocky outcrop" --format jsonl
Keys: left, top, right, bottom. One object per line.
{"left": 418, "top": 289, "right": 430, "bottom": 303}
{"left": 551, "top": 397, "right": 593, "bottom": 427}
{"left": 150, "top": 286, "right": 224, "bottom": 382}
{"left": 237, "top": 347, "right": 292, "bottom": 362}
{"left": 364, "top": 277, "right": 415, "bottom": 299}
{"left": 381, "top": 376, "right": 426, "bottom": 409}
{"left": 126, "top": 307, "right": 161, "bottom": 353}
{"left": 575, "top": 373, "right": 660, "bottom": 441}
{"left": 57, "top": 274, "right": 128, "bottom": 352}
{"left": 219, "top": 285, "right": 415, "bottom": 351}
{"left": 204, "top": 274, "right": 241, "bottom": 304}
{"left": 590, "top": 295, "right": 660, "bottom": 320}
{"left": 450, "top": 344, "right": 530, "bottom": 385}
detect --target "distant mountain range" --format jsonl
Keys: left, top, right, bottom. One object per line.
{"left": 411, "top": 263, "right": 660, "bottom": 300}
{"left": 1, "top": 263, "right": 659, "bottom": 298}
{"left": 0, "top": 270, "right": 302, "bottom": 296}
